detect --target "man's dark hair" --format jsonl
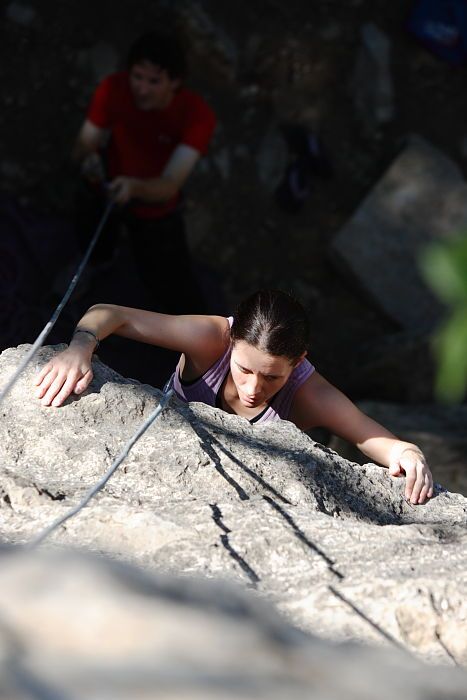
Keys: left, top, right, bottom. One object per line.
{"left": 127, "top": 31, "right": 187, "bottom": 80}
{"left": 230, "top": 290, "right": 310, "bottom": 362}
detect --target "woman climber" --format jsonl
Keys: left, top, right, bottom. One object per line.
{"left": 34, "top": 289, "right": 433, "bottom": 504}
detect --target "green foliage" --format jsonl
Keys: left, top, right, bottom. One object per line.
{"left": 420, "top": 236, "right": 467, "bottom": 402}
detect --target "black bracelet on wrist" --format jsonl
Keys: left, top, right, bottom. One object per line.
{"left": 72, "top": 328, "right": 100, "bottom": 351}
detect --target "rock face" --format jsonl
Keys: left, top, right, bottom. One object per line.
{"left": 330, "top": 136, "right": 467, "bottom": 330}
{"left": 1, "top": 345, "right": 467, "bottom": 668}
{"left": 1, "top": 549, "right": 467, "bottom": 700}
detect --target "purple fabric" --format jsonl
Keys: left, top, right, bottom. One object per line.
{"left": 172, "top": 317, "right": 315, "bottom": 423}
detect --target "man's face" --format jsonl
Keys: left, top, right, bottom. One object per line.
{"left": 129, "top": 60, "right": 179, "bottom": 111}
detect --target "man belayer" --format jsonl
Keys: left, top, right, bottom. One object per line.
{"left": 72, "top": 30, "right": 216, "bottom": 312}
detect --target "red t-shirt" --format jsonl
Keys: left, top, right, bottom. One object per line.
{"left": 86, "top": 71, "right": 216, "bottom": 218}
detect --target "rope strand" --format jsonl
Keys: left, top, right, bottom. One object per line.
{"left": 27, "top": 388, "right": 173, "bottom": 549}
{"left": 0, "top": 198, "right": 114, "bottom": 407}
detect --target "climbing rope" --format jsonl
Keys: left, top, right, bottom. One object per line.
{"left": 0, "top": 198, "right": 114, "bottom": 408}
{"left": 0, "top": 194, "right": 176, "bottom": 547}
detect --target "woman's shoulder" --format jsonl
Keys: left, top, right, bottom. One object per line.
{"left": 179, "top": 315, "right": 231, "bottom": 379}
{"left": 288, "top": 371, "right": 332, "bottom": 430}
{"left": 191, "top": 315, "right": 231, "bottom": 344}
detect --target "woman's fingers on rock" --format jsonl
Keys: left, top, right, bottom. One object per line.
{"left": 52, "top": 373, "right": 81, "bottom": 407}
{"left": 404, "top": 468, "right": 417, "bottom": 502}
{"left": 389, "top": 463, "right": 402, "bottom": 477}
{"left": 410, "top": 473, "right": 424, "bottom": 504}
{"left": 40, "top": 383, "right": 61, "bottom": 407}
{"left": 34, "top": 363, "right": 53, "bottom": 386}
{"left": 421, "top": 472, "right": 434, "bottom": 503}
{"left": 41, "top": 373, "right": 69, "bottom": 407}
{"left": 35, "top": 368, "right": 57, "bottom": 399}
{"left": 418, "top": 480, "right": 430, "bottom": 504}
{"left": 37, "top": 365, "right": 91, "bottom": 406}
{"left": 74, "top": 370, "right": 93, "bottom": 394}
{"left": 405, "top": 461, "right": 433, "bottom": 504}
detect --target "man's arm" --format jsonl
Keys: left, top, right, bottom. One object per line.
{"left": 107, "top": 143, "right": 201, "bottom": 204}
{"left": 72, "top": 120, "right": 109, "bottom": 183}
{"left": 72, "top": 120, "right": 108, "bottom": 162}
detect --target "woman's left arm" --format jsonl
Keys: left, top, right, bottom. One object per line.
{"left": 292, "top": 372, "right": 433, "bottom": 504}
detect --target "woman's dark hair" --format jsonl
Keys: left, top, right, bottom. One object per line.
{"left": 230, "top": 290, "right": 310, "bottom": 362}
{"left": 127, "top": 31, "right": 187, "bottom": 80}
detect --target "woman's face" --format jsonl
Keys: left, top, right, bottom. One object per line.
{"left": 230, "top": 341, "right": 301, "bottom": 409}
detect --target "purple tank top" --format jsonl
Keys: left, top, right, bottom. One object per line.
{"left": 172, "top": 317, "right": 314, "bottom": 424}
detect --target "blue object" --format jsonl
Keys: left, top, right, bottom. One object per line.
{"left": 407, "top": 0, "right": 467, "bottom": 64}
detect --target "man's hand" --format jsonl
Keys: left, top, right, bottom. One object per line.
{"left": 388, "top": 446, "right": 433, "bottom": 505}
{"left": 108, "top": 176, "right": 137, "bottom": 204}
{"left": 81, "top": 152, "right": 105, "bottom": 184}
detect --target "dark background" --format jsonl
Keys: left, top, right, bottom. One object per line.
{"left": 1, "top": 0, "right": 466, "bottom": 396}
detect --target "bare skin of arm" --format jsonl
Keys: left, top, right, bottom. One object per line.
{"left": 72, "top": 120, "right": 108, "bottom": 161}
{"left": 72, "top": 120, "right": 108, "bottom": 182}
{"left": 72, "top": 119, "right": 201, "bottom": 202}
{"left": 107, "top": 143, "right": 201, "bottom": 204}
{"left": 290, "top": 371, "right": 433, "bottom": 504}
{"left": 34, "top": 305, "right": 228, "bottom": 408}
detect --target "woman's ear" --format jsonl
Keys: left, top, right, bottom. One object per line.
{"left": 293, "top": 351, "right": 307, "bottom": 368}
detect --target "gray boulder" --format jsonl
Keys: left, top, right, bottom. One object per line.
{"left": 330, "top": 136, "right": 467, "bottom": 330}
{"left": 1, "top": 345, "right": 467, "bottom": 666}
{"left": 0, "top": 548, "right": 466, "bottom": 699}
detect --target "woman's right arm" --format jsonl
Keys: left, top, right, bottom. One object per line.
{"left": 35, "top": 304, "right": 227, "bottom": 407}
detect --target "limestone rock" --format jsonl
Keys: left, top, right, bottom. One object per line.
{"left": 0, "top": 345, "right": 467, "bottom": 665}
{"left": 0, "top": 548, "right": 466, "bottom": 699}
{"left": 329, "top": 136, "right": 467, "bottom": 330}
